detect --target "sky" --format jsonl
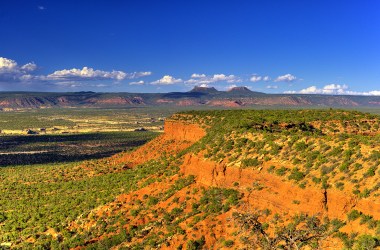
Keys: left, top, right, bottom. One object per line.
{"left": 0, "top": 0, "right": 379, "bottom": 94}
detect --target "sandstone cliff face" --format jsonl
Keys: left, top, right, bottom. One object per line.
{"left": 112, "top": 119, "right": 206, "bottom": 166}
{"left": 118, "top": 118, "right": 380, "bottom": 221}
{"left": 161, "top": 120, "right": 206, "bottom": 143}
{"left": 116, "top": 117, "right": 380, "bottom": 235}
{"left": 180, "top": 153, "right": 380, "bottom": 220}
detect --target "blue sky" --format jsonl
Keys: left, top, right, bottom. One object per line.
{"left": 0, "top": 0, "right": 379, "bottom": 94}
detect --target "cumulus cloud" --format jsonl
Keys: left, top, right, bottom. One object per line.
{"left": 0, "top": 56, "right": 152, "bottom": 90}
{"left": 131, "top": 71, "right": 152, "bottom": 78}
{"left": 0, "top": 57, "right": 38, "bottom": 82}
{"left": 345, "top": 90, "right": 380, "bottom": 96}
{"left": 263, "top": 76, "right": 271, "bottom": 81}
{"left": 151, "top": 75, "right": 183, "bottom": 85}
{"left": 46, "top": 68, "right": 151, "bottom": 83}
{"left": 0, "top": 57, "right": 18, "bottom": 72}
{"left": 129, "top": 80, "right": 145, "bottom": 85}
{"left": 275, "top": 74, "right": 297, "bottom": 82}
{"left": 284, "top": 84, "right": 380, "bottom": 96}
{"left": 250, "top": 75, "right": 262, "bottom": 82}
{"left": 299, "top": 86, "right": 319, "bottom": 94}
{"left": 249, "top": 75, "right": 270, "bottom": 82}
{"left": 47, "top": 67, "right": 131, "bottom": 81}
{"left": 199, "top": 83, "right": 209, "bottom": 88}
{"left": 21, "top": 63, "right": 37, "bottom": 72}
{"left": 185, "top": 73, "right": 241, "bottom": 85}
{"left": 191, "top": 73, "right": 206, "bottom": 78}
{"left": 299, "top": 84, "right": 348, "bottom": 94}
{"left": 227, "top": 84, "right": 238, "bottom": 90}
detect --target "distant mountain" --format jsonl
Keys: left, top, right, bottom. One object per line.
{"left": 189, "top": 86, "right": 219, "bottom": 93}
{"left": 227, "top": 86, "right": 252, "bottom": 92}
{"left": 0, "top": 87, "right": 380, "bottom": 110}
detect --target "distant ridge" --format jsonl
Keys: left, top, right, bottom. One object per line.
{"left": 0, "top": 87, "right": 380, "bottom": 109}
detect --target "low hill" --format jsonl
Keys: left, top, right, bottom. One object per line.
{"left": 3, "top": 109, "right": 380, "bottom": 249}
{"left": 1, "top": 90, "right": 380, "bottom": 109}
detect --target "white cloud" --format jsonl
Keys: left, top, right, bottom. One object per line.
{"left": 299, "top": 86, "right": 319, "bottom": 94}
{"left": 266, "top": 85, "right": 278, "bottom": 89}
{"left": 321, "top": 84, "right": 348, "bottom": 94}
{"left": 46, "top": 68, "right": 150, "bottom": 82}
{"left": 185, "top": 73, "right": 241, "bottom": 85}
{"left": 285, "top": 84, "right": 380, "bottom": 96}
{"left": 191, "top": 73, "right": 206, "bottom": 78}
{"left": 0, "top": 57, "right": 38, "bottom": 82}
{"left": 274, "top": 74, "right": 297, "bottom": 82}
{"left": 47, "top": 67, "right": 128, "bottom": 81}
{"left": 38, "top": 6, "right": 46, "bottom": 10}
{"left": 250, "top": 75, "right": 262, "bottom": 82}
{"left": 199, "top": 83, "right": 209, "bottom": 88}
{"left": 129, "top": 80, "right": 145, "bottom": 85}
{"left": 0, "top": 57, "right": 152, "bottom": 89}
{"left": 227, "top": 84, "right": 238, "bottom": 90}
{"left": 21, "top": 63, "right": 37, "bottom": 72}
{"left": 284, "top": 90, "right": 297, "bottom": 94}
{"left": 151, "top": 75, "right": 183, "bottom": 85}
{"left": 263, "top": 76, "right": 271, "bottom": 82}
{"left": 131, "top": 71, "right": 152, "bottom": 78}
{"left": 0, "top": 57, "right": 18, "bottom": 72}
{"left": 19, "top": 74, "right": 34, "bottom": 81}
{"left": 344, "top": 90, "right": 380, "bottom": 96}
{"left": 298, "top": 84, "right": 348, "bottom": 94}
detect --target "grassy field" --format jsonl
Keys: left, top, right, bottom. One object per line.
{"left": 0, "top": 131, "right": 158, "bottom": 166}
{"left": 0, "top": 156, "right": 177, "bottom": 249}
{"left": 0, "top": 107, "right": 167, "bottom": 248}
{"left": 0, "top": 107, "right": 171, "bottom": 134}
{"left": 1, "top": 106, "right": 379, "bottom": 134}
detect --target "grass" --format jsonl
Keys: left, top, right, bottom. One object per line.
{"left": 0, "top": 131, "right": 158, "bottom": 166}
{"left": 0, "top": 154, "right": 178, "bottom": 248}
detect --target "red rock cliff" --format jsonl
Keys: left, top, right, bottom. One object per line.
{"left": 180, "top": 153, "right": 380, "bottom": 222}
{"left": 113, "top": 119, "right": 206, "bottom": 166}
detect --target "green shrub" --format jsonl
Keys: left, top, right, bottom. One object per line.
{"left": 147, "top": 196, "right": 159, "bottom": 206}
{"left": 288, "top": 168, "right": 305, "bottom": 182}
{"left": 364, "top": 166, "right": 377, "bottom": 178}
{"left": 223, "top": 240, "right": 234, "bottom": 247}
{"left": 275, "top": 166, "right": 288, "bottom": 176}
{"left": 347, "top": 210, "right": 361, "bottom": 221}
{"left": 354, "top": 234, "right": 378, "bottom": 250}
{"left": 186, "top": 236, "right": 205, "bottom": 250}
{"left": 241, "top": 158, "right": 261, "bottom": 168}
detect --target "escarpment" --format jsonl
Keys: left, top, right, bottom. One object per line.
{"left": 115, "top": 110, "right": 380, "bottom": 224}
{"left": 59, "top": 109, "right": 380, "bottom": 249}
{"left": 112, "top": 119, "right": 206, "bottom": 166}
{"left": 180, "top": 153, "right": 380, "bottom": 221}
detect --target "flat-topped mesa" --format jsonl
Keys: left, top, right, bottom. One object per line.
{"left": 189, "top": 86, "right": 218, "bottom": 93}
{"left": 112, "top": 118, "right": 206, "bottom": 166}
{"left": 227, "top": 86, "right": 252, "bottom": 92}
{"left": 163, "top": 119, "right": 206, "bottom": 142}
